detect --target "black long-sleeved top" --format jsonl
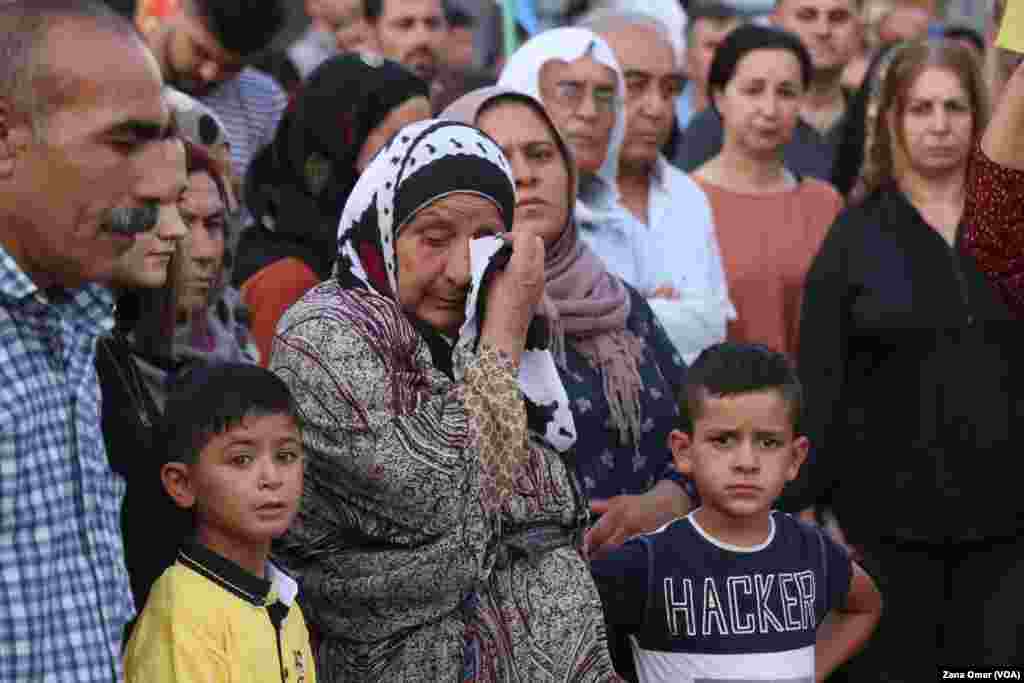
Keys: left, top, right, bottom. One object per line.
{"left": 779, "top": 186, "right": 1024, "bottom": 542}
{"left": 96, "top": 333, "right": 190, "bottom": 617}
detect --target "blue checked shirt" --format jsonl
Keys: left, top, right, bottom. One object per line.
{"left": 0, "top": 245, "right": 133, "bottom": 682}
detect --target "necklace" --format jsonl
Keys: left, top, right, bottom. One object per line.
{"left": 100, "top": 333, "right": 158, "bottom": 429}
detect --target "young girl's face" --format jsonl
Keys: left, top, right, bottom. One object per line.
{"left": 109, "top": 140, "right": 188, "bottom": 289}
{"left": 671, "top": 389, "right": 808, "bottom": 528}
{"left": 182, "top": 412, "right": 305, "bottom": 569}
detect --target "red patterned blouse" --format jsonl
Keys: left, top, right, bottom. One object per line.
{"left": 961, "top": 144, "right": 1024, "bottom": 318}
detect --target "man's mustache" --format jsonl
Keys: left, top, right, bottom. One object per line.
{"left": 103, "top": 203, "right": 159, "bottom": 236}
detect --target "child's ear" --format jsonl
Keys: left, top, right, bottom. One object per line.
{"left": 161, "top": 462, "right": 197, "bottom": 509}
{"left": 668, "top": 429, "right": 694, "bottom": 476}
{"left": 787, "top": 435, "right": 810, "bottom": 481}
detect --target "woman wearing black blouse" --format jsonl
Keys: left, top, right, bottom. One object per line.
{"left": 98, "top": 93, "right": 240, "bottom": 622}
{"left": 97, "top": 138, "right": 188, "bottom": 618}
{"left": 781, "top": 40, "right": 1024, "bottom": 678}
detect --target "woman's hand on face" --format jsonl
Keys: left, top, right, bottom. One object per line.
{"left": 480, "top": 232, "right": 546, "bottom": 366}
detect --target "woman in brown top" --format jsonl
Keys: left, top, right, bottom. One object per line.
{"left": 691, "top": 24, "right": 843, "bottom": 357}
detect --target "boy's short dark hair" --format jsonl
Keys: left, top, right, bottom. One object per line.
{"left": 190, "top": 0, "right": 286, "bottom": 58}
{"left": 160, "top": 362, "right": 298, "bottom": 466}
{"left": 677, "top": 342, "right": 803, "bottom": 435}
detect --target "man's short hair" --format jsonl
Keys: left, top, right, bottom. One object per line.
{"left": 0, "top": 0, "right": 137, "bottom": 130}
{"left": 189, "top": 0, "right": 286, "bottom": 58}
{"left": 685, "top": 0, "right": 742, "bottom": 39}
{"left": 160, "top": 362, "right": 299, "bottom": 466}
{"left": 677, "top": 342, "right": 803, "bottom": 435}
{"left": 575, "top": 8, "right": 675, "bottom": 47}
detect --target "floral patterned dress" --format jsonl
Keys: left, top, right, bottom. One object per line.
{"left": 962, "top": 144, "right": 1024, "bottom": 318}
{"left": 562, "top": 285, "right": 687, "bottom": 501}
{"left": 270, "top": 281, "right": 621, "bottom": 683}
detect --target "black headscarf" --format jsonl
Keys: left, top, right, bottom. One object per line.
{"left": 235, "top": 53, "right": 429, "bottom": 284}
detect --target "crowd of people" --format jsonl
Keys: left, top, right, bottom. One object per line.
{"left": 0, "top": 0, "right": 1022, "bottom": 681}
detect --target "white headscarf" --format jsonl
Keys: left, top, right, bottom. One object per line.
{"left": 498, "top": 28, "right": 627, "bottom": 213}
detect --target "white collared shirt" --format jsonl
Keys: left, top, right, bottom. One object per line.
{"left": 641, "top": 156, "right": 736, "bottom": 363}
{"left": 576, "top": 173, "right": 649, "bottom": 291}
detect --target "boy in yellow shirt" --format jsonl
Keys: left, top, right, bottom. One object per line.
{"left": 124, "top": 363, "right": 316, "bottom": 683}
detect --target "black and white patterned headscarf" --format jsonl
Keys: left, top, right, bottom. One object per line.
{"left": 336, "top": 119, "right": 577, "bottom": 453}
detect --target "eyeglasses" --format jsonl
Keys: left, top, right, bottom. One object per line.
{"left": 547, "top": 80, "right": 619, "bottom": 115}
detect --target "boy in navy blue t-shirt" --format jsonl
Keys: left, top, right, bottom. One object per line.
{"left": 591, "top": 343, "right": 881, "bottom": 682}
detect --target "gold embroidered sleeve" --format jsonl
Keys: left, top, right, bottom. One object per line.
{"left": 461, "top": 344, "right": 527, "bottom": 512}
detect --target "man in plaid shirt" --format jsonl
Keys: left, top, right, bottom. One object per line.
{"left": 0, "top": 2, "right": 173, "bottom": 680}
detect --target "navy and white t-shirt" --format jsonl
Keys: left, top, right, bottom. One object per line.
{"left": 590, "top": 510, "right": 852, "bottom": 683}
